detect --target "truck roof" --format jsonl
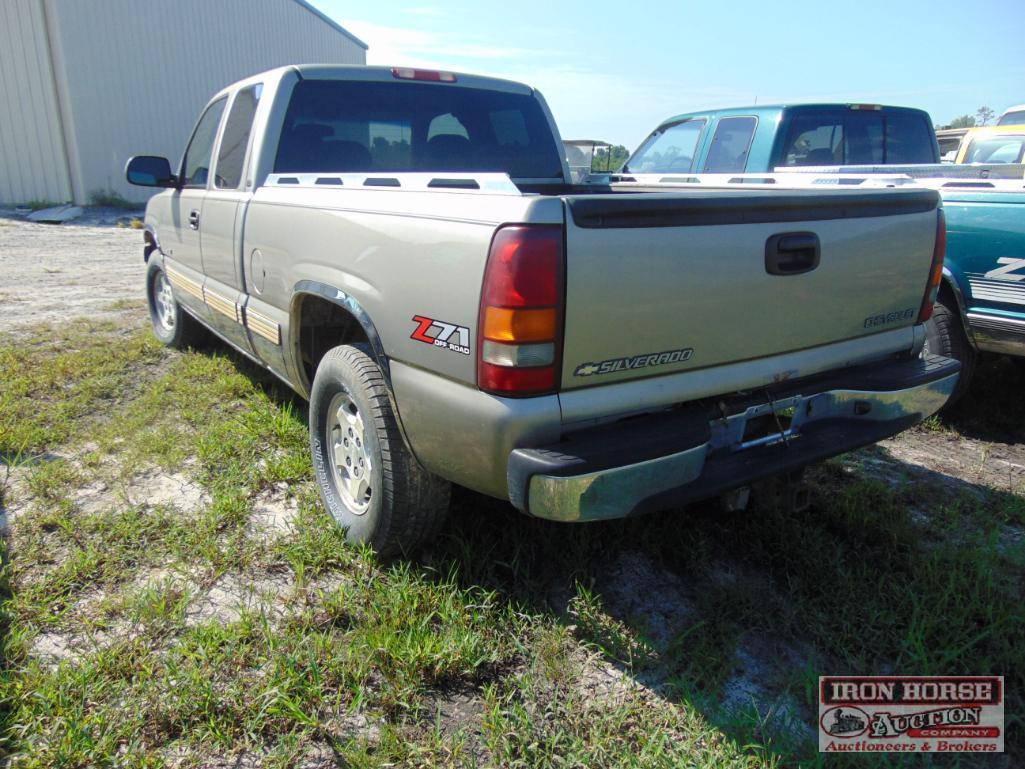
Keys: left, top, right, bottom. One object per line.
{"left": 218, "top": 64, "right": 535, "bottom": 97}
{"left": 654, "top": 103, "right": 931, "bottom": 128}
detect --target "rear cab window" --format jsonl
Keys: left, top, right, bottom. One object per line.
{"left": 273, "top": 79, "right": 563, "bottom": 180}
{"left": 779, "top": 109, "right": 935, "bottom": 166}
{"left": 624, "top": 119, "right": 706, "bottom": 174}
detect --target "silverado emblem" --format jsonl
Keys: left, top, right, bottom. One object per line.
{"left": 574, "top": 348, "right": 693, "bottom": 377}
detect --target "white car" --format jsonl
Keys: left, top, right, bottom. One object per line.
{"left": 997, "top": 104, "right": 1025, "bottom": 126}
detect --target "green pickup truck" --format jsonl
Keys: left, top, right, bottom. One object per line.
{"left": 623, "top": 103, "right": 939, "bottom": 175}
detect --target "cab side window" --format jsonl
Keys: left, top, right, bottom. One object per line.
{"left": 182, "top": 97, "right": 227, "bottom": 188}
{"left": 703, "top": 116, "right": 757, "bottom": 172}
{"left": 215, "top": 85, "right": 262, "bottom": 189}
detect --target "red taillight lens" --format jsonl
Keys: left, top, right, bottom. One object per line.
{"left": 478, "top": 226, "right": 564, "bottom": 396}
{"left": 918, "top": 208, "right": 946, "bottom": 323}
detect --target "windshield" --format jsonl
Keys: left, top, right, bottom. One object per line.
{"left": 275, "top": 80, "right": 564, "bottom": 179}
{"left": 624, "top": 119, "right": 706, "bottom": 174}
{"left": 964, "top": 136, "right": 1025, "bottom": 164}
{"left": 997, "top": 110, "right": 1025, "bottom": 126}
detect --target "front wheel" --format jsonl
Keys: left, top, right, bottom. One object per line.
{"left": 146, "top": 261, "right": 207, "bottom": 348}
{"left": 309, "top": 344, "right": 450, "bottom": 556}
{"left": 923, "top": 295, "right": 976, "bottom": 405}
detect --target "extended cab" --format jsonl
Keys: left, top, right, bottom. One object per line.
{"left": 623, "top": 104, "right": 939, "bottom": 175}
{"left": 127, "top": 66, "right": 958, "bottom": 554}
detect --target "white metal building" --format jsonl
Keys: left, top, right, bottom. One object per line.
{"left": 0, "top": 0, "right": 367, "bottom": 205}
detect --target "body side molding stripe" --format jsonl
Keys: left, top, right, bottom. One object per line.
{"left": 245, "top": 307, "right": 281, "bottom": 345}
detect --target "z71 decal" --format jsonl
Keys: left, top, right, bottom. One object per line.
{"left": 411, "top": 315, "right": 471, "bottom": 355}
{"left": 984, "top": 257, "right": 1025, "bottom": 282}
{"left": 574, "top": 347, "right": 693, "bottom": 377}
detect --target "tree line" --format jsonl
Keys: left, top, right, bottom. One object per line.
{"left": 937, "top": 106, "right": 995, "bottom": 130}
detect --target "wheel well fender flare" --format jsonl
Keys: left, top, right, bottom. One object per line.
{"left": 143, "top": 225, "right": 161, "bottom": 263}
{"left": 290, "top": 280, "right": 391, "bottom": 386}
{"left": 940, "top": 267, "right": 977, "bottom": 348}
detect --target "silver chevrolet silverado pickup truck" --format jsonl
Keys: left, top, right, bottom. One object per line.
{"left": 126, "top": 65, "right": 959, "bottom": 555}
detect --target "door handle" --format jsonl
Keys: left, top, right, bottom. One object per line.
{"left": 765, "top": 232, "right": 820, "bottom": 275}
{"left": 188, "top": 209, "right": 200, "bottom": 230}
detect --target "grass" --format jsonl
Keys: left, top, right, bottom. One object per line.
{"left": 0, "top": 319, "right": 1021, "bottom": 767}
{"left": 88, "top": 188, "right": 144, "bottom": 210}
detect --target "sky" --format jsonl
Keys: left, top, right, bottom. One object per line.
{"left": 308, "top": 0, "right": 1025, "bottom": 150}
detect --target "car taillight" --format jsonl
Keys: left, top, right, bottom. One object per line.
{"left": 918, "top": 208, "right": 946, "bottom": 323}
{"left": 478, "top": 226, "right": 564, "bottom": 396}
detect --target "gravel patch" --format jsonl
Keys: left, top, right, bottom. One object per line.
{"left": 0, "top": 211, "right": 144, "bottom": 335}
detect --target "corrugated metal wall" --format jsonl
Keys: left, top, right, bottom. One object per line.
{"left": 0, "top": 0, "right": 73, "bottom": 204}
{"left": 0, "top": 0, "right": 366, "bottom": 205}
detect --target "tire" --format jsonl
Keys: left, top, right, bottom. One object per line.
{"left": 146, "top": 261, "right": 207, "bottom": 349}
{"left": 923, "top": 295, "right": 976, "bottom": 404}
{"left": 309, "top": 344, "right": 450, "bottom": 556}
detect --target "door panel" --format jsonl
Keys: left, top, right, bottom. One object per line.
{"left": 199, "top": 85, "right": 264, "bottom": 354}
{"left": 199, "top": 193, "right": 254, "bottom": 353}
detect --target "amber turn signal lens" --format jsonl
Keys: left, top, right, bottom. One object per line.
{"left": 482, "top": 307, "right": 557, "bottom": 343}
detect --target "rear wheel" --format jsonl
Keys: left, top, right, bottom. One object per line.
{"left": 309, "top": 344, "right": 450, "bottom": 556}
{"left": 146, "top": 261, "right": 207, "bottom": 348}
{"left": 923, "top": 295, "right": 975, "bottom": 404}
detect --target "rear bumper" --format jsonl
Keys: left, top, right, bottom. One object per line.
{"left": 507, "top": 353, "right": 959, "bottom": 521}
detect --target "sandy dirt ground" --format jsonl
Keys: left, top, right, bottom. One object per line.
{"left": 0, "top": 210, "right": 145, "bottom": 335}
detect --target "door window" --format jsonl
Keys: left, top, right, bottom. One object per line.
{"left": 624, "top": 119, "right": 706, "bottom": 173}
{"left": 215, "top": 85, "right": 262, "bottom": 189}
{"left": 181, "top": 97, "right": 227, "bottom": 188}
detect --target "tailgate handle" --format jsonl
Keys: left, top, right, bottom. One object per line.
{"left": 765, "top": 232, "right": 820, "bottom": 276}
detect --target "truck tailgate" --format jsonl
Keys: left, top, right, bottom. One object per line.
{"left": 560, "top": 188, "right": 939, "bottom": 388}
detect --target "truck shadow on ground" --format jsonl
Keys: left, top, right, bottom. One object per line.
{"left": 421, "top": 447, "right": 1023, "bottom": 763}
{"left": 940, "top": 355, "right": 1025, "bottom": 445}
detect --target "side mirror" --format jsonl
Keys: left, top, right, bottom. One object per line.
{"left": 125, "top": 155, "right": 176, "bottom": 188}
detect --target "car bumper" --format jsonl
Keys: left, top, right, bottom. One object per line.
{"left": 507, "top": 353, "right": 960, "bottom": 521}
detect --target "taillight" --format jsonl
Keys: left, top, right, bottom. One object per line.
{"left": 391, "top": 67, "right": 456, "bottom": 82}
{"left": 918, "top": 208, "right": 946, "bottom": 323}
{"left": 478, "top": 226, "right": 564, "bottom": 396}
